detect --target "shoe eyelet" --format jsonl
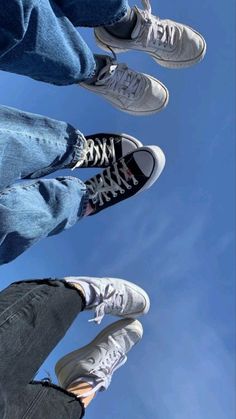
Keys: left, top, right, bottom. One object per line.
{"left": 127, "top": 185, "right": 132, "bottom": 190}
{"left": 134, "top": 181, "right": 139, "bottom": 185}
{"left": 121, "top": 189, "right": 125, "bottom": 194}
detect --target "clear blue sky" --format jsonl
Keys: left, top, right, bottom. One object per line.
{"left": 0, "top": 1, "right": 235, "bottom": 418}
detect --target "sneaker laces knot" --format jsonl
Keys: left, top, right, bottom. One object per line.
{"left": 89, "top": 284, "right": 125, "bottom": 324}
{"left": 86, "top": 158, "right": 139, "bottom": 208}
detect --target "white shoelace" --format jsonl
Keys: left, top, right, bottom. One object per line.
{"left": 72, "top": 337, "right": 127, "bottom": 397}
{"left": 86, "top": 158, "right": 138, "bottom": 207}
{"left": 89, "top": 284, "right": 125, "bottom": 325}
{"left": 74, "top": 137, "right": 116, "bottom": 168}
{"left": 136, "top": 0, "right": 177, "bottom": 48}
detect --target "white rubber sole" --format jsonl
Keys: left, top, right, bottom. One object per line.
{"left": 55, "top": 318, "right": 143, "bottom": 386}
{"left": 95, "top": 28, "right": 207, "bottom": 69}
{"left": 65, "top": 276, "right": 150, "bottom": 317}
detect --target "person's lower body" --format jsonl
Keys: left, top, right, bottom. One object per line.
{"left": 0, "top": 104, "right": 166, "bottom": 265}
{"left": 0, "top": 279, "right": 86, "bottom": 419}
{"left": 0, "top": 276, "right": 149, "bottom": 418}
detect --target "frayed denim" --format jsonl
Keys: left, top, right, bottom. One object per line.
{"left": 0, "top": 105, "right": 89, "bottom": 265}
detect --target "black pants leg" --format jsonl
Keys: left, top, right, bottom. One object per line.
{"left": 0, "top": 279, "right": 86, "bottom": 419}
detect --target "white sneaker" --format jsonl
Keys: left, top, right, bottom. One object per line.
{"left": 80, "top": 55, "right": 169, "bottom": 115}
{"left": 84, "top": 145, "right": 166, "bottom": 215}
{"left": 95, "top": 0, "right": 206, "bottom": 69}
{"left": 55, "top": 319, "right": 143, "bottom": 395}
{"left": 65, "top": 276, "right": 150, "bottom": 324}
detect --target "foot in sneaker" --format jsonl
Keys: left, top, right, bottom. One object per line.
{"left": 80, "top": 54, "right": 169, "bottom": 115}
{"left": 73, "top": 133, "right": 142, "bottom": 169}
{"left": 64, "top": 276, "right": 150, "bottom": 324}
{"left": 95, "top": 0, "right": 206, "bottom": 69}
{"left": 84, "top": 145, "right": 165, "bottom": 215}
{"left": 55, "top": 319, "right": 143, "bottom": 396}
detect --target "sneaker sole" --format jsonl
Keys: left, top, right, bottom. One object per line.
{"left": 55, "top": 318, "right": 143, "bottom": 386}
{"left": 95, "top": 28, "right": 207, "bottom": 69}
{"left": 66, "top": 276, "right": 150, "bottom": 317}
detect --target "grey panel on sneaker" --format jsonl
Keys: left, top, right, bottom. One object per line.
{"left": 80, "top": 55, "right": 169, "bottom": 115}
{"left": 64, "top": 276, "right": 150, "bottom": 324}
{"left": 94, "top": 1, "right": 206, "bottom": 69}
{"left": 55, "top": 319, "right": 143, "bottom": 393}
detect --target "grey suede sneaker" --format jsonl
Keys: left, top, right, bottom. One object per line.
{"left": 65, "top": 276, "right": 150, "bottom": 324}
{"left": 55, "top": 319, "right": 143, "bottom": 396}
{"left": 95, "top": 0, "right": 206, "bottom": 69}
{"left": 80, "top": 54, "right": 169, "bottom": 115}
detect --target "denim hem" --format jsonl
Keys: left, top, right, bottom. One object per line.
{"left": 30, "top": 380, "right": 86, "bottom": 417}
{"left": 80, "top": 188, "right": 90, "bottom": 218}
{"left": 12, "top": 279, "right": 86, "bottom": 311}
{"left": 70, "top": 131, "right": 87, "bottom": 166}
{"left": 60, "top": 279, "right": 86, "bottom": 310}
{"left": 81, "top": 6, "right": 128, "bottom": 28}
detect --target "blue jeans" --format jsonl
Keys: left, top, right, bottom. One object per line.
{"left": 0, "top": 0, "right": 128, "bottom": 85}
{"left": 0, "top": 279, "right": 86, "bottom": 418}
{"left": 0, "top": 105, "right": 89, "bottom": 265}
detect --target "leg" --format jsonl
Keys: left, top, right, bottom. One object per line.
{"left": 0, "top": 279, "right": 85, "bottom": 418}
{"left": 0, "top": 176, "right": 88, "bottom": 265}
{"left": 0, "top": 105, "right": 86, "bottom": 191}
{"left": 0, "top": 0, "right": 95, "bottom": 85}
{"left": 54, "top": 0, "right": 129, "bottom": 28}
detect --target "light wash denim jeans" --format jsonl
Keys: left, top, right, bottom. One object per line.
{"left": 0, "top": 279, "right": 86, "bottom": 419}
{"left": 0, "top": 0, "right": 128, "bottom": 85}
{"left": 0, "top": 105, "right": 89, "bottom": 265}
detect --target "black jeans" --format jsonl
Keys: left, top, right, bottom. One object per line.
{"left": 0, "top": 279, "right": 86, "bottom": 419}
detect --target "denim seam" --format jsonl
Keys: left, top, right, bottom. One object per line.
{"left": 20, "top": 386, "right": 48, "bottom": 419}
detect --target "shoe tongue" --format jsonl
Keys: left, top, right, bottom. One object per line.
{"left": 96, "top": 58, "right": 118, "bottom": 85}
{"left": 131, "top": 8, "right": 143, "bottom": 39}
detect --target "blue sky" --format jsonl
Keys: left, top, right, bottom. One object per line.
{"left": 0, "top": 0, "right": 235, "bottom": 418}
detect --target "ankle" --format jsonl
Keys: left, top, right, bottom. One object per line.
{"left": 67, "top": 382, "right": 95, "bottom": 408}
{"left": 84, "top": 55, "right": 107, "bottom": 85}
{"left": 105, "top": 7, "right": 137, "bottom": 39}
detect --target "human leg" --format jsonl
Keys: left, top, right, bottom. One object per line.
{"left": 0, "top": 105, "right": 143, "bottom": 189}
{"left": 0, "top": 279, "right": 85, "bottom": 418}
{"left": 54, "top": 0, "right": 129, "bottom": 28}
{"left": 0, "top": 0, "right": 95, "bottom": 84}
{"left": 0, "top": 176, "right": 88, "bottom": 265}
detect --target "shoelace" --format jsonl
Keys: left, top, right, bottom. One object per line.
{"left": 97, "top": 51, "right": 146, "bottom": 100}
{"left": 89, "top": 284, "right": 125, "bottom": 325}
{"left": 72, "top": 337, "right": 127, "bottom": 397}
{"left": 72, "top": 136, "right": 116, "bottom": 169}
{"left": 137, "top": 0, "right": 177, "bottom": 48}
{"left": 86, "top": 158, "right": 139, "bottom": 207}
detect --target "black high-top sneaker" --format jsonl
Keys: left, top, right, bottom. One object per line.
{"left": 78, "top": 133, "right": 143, "bottom": 168}
{"left": 85, "top": 145, "right": 165, "bottom": 215}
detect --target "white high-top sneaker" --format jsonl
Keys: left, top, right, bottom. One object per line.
{"left": 95, "top": 0, "right": 206, "bottom": 69}
{"left": 65, "top": 276, "right": 150, "bottom": 325}
{"left": 80, "top": 54, "right": 169, "bottom": 115}
{"left": 55, "top": 319, "right": 143, "bottom": 396}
